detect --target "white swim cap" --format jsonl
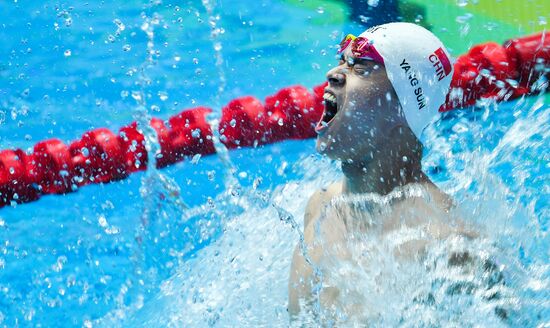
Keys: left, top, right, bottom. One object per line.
{"left": 341, "top": 23, "right": 453, "bottom": 138}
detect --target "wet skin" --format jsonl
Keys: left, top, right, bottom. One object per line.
{"left": 288, "top": 53, "right": 480, "bottom": 322}
{"left": 315, "top": 54, "right": 407, "bottom": 164}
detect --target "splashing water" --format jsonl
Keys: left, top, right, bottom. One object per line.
{"left": 99, "top": 93, "right": 549, "bottom": 327}
{"left": 104, "top": 4, "right": 321, "bottom": 324}
{"left": 201, "top": 0, "right": 226, "bottom": 105}
{"left": 100, "top": 5, "right": 319, "bottom": 324}
{"left": 1, "top": 2, "right": 548, "bottom": 326}
{"left": 194, "top": 0, "right": 319, "bottom": 290}
{"left": 291, "top": 185, "right": 516, "bottom": 326}
{"left": 129, "top": 9, "right": 194, "bottom": 306}
{"left": 198, "top": 0, "right": 237, "bottom": 190}
{"left": 105, "top": 155, "right": 339, "bottom": 327}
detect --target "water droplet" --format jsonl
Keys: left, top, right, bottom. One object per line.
{"left": 122, "top": 44, "right": 131, "bottom": 51}
{"left": 114, "top": 18, "right": 125, "bottom": 31}
{"left": 52, "top": 256, "right": 67, "bottom": 272}
{"left": 506, "top": 79, "right": 519, "bottom": 88}
{"left": 191, "top": 129, "right": 201, "bottom": 138}
{"left": 319, "top": 142, "right": 327, "bottom": 152}
{"left": 9, "top": 167, "right": 15, "bottom": 174}
{"left": 480, "top": 68, "right": 491, "bottom": 77}
{"left": 191, "top": 154, "right": 201, "bottom": 164}
{"left": 452, "top": 122, "right": 469, "bottom": 133}
{"left": 158, "top": 91, "right": 168, "bottom": 101}
{"left": 277, "top": 161, "right": 288, "bottom": 176}
{"left": 367, "top": 0, "right": 379, "bottom": 6}
{"left": 229, "top": 119, "right": 236, "bottom": 127}
{"left": 456, "top": 0, "right": 468, "bottom": 7}
{"left": 359, "top": 15, "right": 370, "bottom": 23}
{"left": 277, "top": 118, "right": 284, "bottom": 126}
{"left": 207, "top": 197, "right": 215, "bottom": 208}
{"left": 105, "top": 226, "right": 120, "bottom": 235}
{"left": 253, "top": 177, "right": 262, "bottom": 189}
{"left": 456, "top": 13, "right": 473, "bottom": 24}
{"left": 317, "top": 7, "right": 324, "bottom": 14}
{"left": 207, "top": 170, "right": 215, "bottom": 181}
{"left": 98, "top": 215, "right": 108, "bottom": 228}
{"left": 131, "top": 91, "right": 142, "bottom": 102}
{"left": 64, "top": 49, "right": 71, "bottom": 57}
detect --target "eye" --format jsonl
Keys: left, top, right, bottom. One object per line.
{"left": 354, "top": 65, "right": 368, "bottom": 74}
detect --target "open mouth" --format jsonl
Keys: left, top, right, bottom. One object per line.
{"left": 322, "top": 91, "right": 338, "bottom": 124}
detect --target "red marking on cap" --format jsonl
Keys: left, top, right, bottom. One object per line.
{"left": 435, "top": 47, "right": 452, "bottom": 76}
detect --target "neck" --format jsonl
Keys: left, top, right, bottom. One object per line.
{"left": 341, "top": 161, "right": 425, "bottom": 196}
{"left": 341, "top": 136, "right": 427, "bottom": 195}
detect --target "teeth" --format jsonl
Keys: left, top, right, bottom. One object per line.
{"left": 323, "top": 92, "right": 337, "bottom": 104}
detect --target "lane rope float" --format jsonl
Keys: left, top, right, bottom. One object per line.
{"left": 1, "top": 32, "right": 549, "bottom": 208}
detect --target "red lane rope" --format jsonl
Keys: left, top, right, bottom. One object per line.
{"left": 1, "top": 32, "right": 549, "bottom": 208}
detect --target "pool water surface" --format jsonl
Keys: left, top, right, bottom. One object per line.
{"left": 0, "top": 0, "right": 548, "bottom": 326}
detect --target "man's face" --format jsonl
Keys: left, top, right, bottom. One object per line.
{"left": 315, "top": 53, "right": 403, "bottom": 163}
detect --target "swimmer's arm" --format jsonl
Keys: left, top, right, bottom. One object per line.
{"left": 303, "top": 190, "right": 323, "bottom": 228}
{"left": 288, "top": 244, "right": 313, "bottom": 318}
{"left": 303, "top": 182, "right": 341, "bottom": 228}
{"left": 289, "top": 194, "right": 329, "bottom": 319}
{"left": 289, "top": 193, "right": 321, "bottom": 318}
{"left": 289, "top": 183, "right": 343, "bottom": 318}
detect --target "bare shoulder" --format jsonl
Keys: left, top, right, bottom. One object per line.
{"left": 391, "top": 182, "right": 479, "bottom": 240}
{"left": 425, "top": 182, "right": 479, "bottom": 239}
{"left": 304, "top": 181, "right": 342, "bottom": 229}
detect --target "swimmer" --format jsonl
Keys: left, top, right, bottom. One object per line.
{"left": 288, "top": 22, "right": 505, "bottom": 323}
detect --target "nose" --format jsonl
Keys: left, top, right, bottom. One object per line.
{"left": 326, "top": 67, "right": 346, "bottom": 87}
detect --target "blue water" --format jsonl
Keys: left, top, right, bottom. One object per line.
{"left": 0, "top": 1, "right": 548, "bottom": 327}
